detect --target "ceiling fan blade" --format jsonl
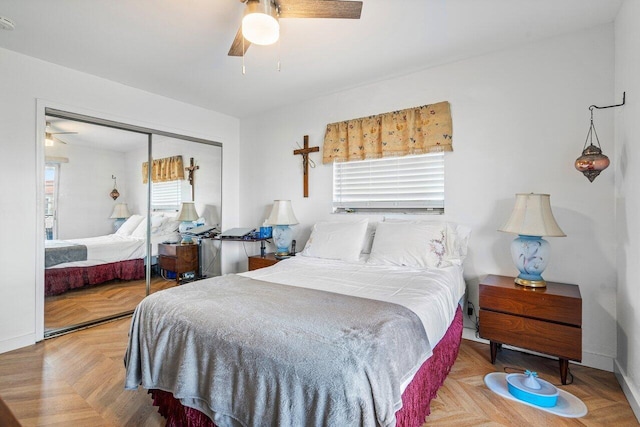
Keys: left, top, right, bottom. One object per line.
{"left": 278, "top": 0, "right": 362, "bottom": 19}
{"left": 228, "top": 26, "right": 251, "bottom": 56}
{"left": 46, "top": 132, "right": 68, "bottom": 145}
{"left": 46, "top": 121, "right": 78, "bottom": 135}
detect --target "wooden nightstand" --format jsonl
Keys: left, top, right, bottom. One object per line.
{"left": 248, "top": 253, "right": 280, "bottom": 271}
{"left": 479, "top": 274, "right": 582, "bottom": 384}
{"left": 158, "top": 243, "right": 199, "bottom": 283}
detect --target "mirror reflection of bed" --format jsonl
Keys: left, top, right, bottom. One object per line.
{"left": 43, "top": 114, "right": 222, "bottom": 336}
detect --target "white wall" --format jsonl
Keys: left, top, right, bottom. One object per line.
{"left": 54, "top": 144, "right": 127, "bottom": 239}
{"left": 0, "top": 46, "right": 240, "bottom": 353}
{"left": 240, "top": 25, "right": 617, "bottom": 371}
{"left": 614, "top": 0, "right": 640, "bottom": 418}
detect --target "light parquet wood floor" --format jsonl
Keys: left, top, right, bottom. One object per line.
{"left": 45, "top": 275, "right": 176, "bottom": 330}
{"left": 0, "top": 318, "right": 636, "bottom": 426}
{"left": 429, "top": 340, "right": 638, "bottom": 426}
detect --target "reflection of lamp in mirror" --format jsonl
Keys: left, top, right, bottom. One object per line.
{"left": 498, "top": 193, "right": 566, "bottom": 288}
{"left": 177, "top": 202, "right": 199, "bottom": 244}
{"left": 45, "top": 133, "right": 55, "bottom": 147}
{"left": 110, "top": 203, "right": 131, "bottom": 232}
{"left": 266, "top": 200, "right": 298, "bottom": 258}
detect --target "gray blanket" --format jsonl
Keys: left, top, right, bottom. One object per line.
{"left": 124, "top": 274, "right": 430, "bottom": 427}
{"left": 44, "top": 240, "right": 87, "bottom": 268}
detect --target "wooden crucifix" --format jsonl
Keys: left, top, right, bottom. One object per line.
{"left": 293, "top": 135, "right": 319, "bottom": 198}
{"left": 185, "top": 157, "right": 199, "bottom": 201}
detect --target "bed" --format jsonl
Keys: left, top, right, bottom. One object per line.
{"left": 45, "top": 214, "right": 182, "bottom": 296}
{"left": 124, "top": 219, "right": 470, "bottom": 426}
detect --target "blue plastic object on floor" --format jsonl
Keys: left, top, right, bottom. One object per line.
{"left": 506, "top": 370, "right": 559, "bottom": 407}
{"left": 484, "top": 372, "right": 587, "bottom": 418}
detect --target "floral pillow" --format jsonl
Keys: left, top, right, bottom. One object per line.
{"left": 367, "top": 221, "right": 451, "bottom": 268}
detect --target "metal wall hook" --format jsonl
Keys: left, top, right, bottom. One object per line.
{"left": 589, "top": 92, "right": 626, "bottom": 112}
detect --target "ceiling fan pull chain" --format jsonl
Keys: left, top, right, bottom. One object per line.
{"left": 277, "top": 33, "right": 281, "bottom": 72}
{"left": 242, "top": 40, "right": 246, "bottom": 75}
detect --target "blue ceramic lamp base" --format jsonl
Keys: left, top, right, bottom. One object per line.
{"left": 511, "top": 235, "right": 550, "bottom": 288}
{"left": 179, "top": 221, "right": 195, "bottom": 244}
{"left": 273, "top": 225, "right": 293, "bottom": 257}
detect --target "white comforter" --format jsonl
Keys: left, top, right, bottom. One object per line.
{"left": 241, "top": 255, "right": 465, "bottom": 372}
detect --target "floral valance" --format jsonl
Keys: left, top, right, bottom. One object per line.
{"left": 142, "top": 155, "right": 185, "bottom": 183}
{"left": 322, "top": 101, "right": 453, "bottom": 164}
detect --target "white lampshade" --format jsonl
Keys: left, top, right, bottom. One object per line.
{"left": 242, "top": 0, "right": 279, "bottom": 46}
{"left": 267, "top": 200, "right": 298, "bottom": 225}
{"left": 109, "top": 203, "right": 131, "bottom": 219}
{"left": 499, "top": 193, "right": 565, "bottom": 237}
{"left": 177, "top": 202, "right": 199, "bottom": 222}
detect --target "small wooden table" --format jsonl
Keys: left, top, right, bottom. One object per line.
{"left": 479, "top": 274, "right": 582, "bottom": 384}
{"left": 158, "top": 243, "right": 199, "bottom": 283}
{"left": 248, "top": 253, "right": 281, "bottom": 271}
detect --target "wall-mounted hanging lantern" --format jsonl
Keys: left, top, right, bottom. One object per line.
{"left": 575, "top": 92, "right": 626, "bottom": 182}
{"left": 110, "top": 175, "right": 120, "bottom": 200}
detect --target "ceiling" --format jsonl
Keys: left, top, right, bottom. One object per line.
{"left": 0, "top": 0, "right": 623, "bottom": 119}
{"left": 46, "top": 116, "right": 148, "bottom": 152}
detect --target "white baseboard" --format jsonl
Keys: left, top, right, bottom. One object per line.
{"left": 614, "top": 360, "right": 640, "bottom": 423}
{"left": 0, "top": 333, "right": 36, "bottom": 354}
{"left": 462, "top": 326, "right": 614, "bottom": 372}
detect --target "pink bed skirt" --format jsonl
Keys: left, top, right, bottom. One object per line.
{"left": 149, "top": 306, "right": 463, "bottom": 427}
{"left": 45, "top": 259, "right": 145, "bottom": 296}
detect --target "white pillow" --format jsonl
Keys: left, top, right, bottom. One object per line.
{"left": 383, "top": 218, "right": 471, "bottom": 264}
{"left": 150, "top": 215, "right": 167, "bottom": 229}
{"left": 115, "top": 214, "right": 144, "bottom": 236}
{"left": 159, "top": 219, "right": 181, "bottom": 234}
{"left": 450, "top": 224, "right": 471, "bottom": 263}
{"left": 130, "top": 218, "right": 148, "bottom": 238}
{"left": 367, "top": 221, "right": 450, "bottom": 268}
{"left": 361, "top": 222, "right": 377, "bottom": 254}
{"left": 300, "top": 219, "right": 369, "bottom": 262}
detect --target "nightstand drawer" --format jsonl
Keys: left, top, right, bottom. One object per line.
{"left": 248, "top": 253, "right": 280, "bottom": 271}
{"left": 158, "top": 255, "right": 177, "bottom": 272}
{"left": 158, "top": 244, "right": 178, "bottom": 257}
{"left": 159, "top": 252, "right": 197, "bottom": 269}
{"left": 479, "top": 275, "right": 581, "bottom": 326}
{"left": 479, "top": 309, "right": 582, "bottom": 361}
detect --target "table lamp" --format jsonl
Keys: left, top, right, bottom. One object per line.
{"left": 110, "top": 203, "right": 131, "bottom": 232}
{"left": 498, "top": 193, "right": 565, "bottom": 288}
{"left": 177, "top": 201, "right": 199, "bottom": 244}
{"left": 266, "top": 200, "right": 298, "bottom": 258}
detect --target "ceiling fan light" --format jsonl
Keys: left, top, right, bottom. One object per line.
{"left": 242, "top": 0, "right": 279, "bottom": 46}
{"left": 45, "top": 133, "right": 54, "bottom": 147}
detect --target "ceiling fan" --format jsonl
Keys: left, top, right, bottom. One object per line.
{"left": 229, "top": 0, "right": 363, "bottom": 57}
{"left": 45, "top": 121, "right": 77, "bottom": 146}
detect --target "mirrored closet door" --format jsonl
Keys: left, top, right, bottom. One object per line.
{"left": 43, "top": 111, "right": 222, "bottom": 337}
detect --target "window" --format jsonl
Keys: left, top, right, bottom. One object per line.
{"left": 332, "top": 152, "right": 445, "bottom": 214}
{"left": 44, "top": 163, "right": 60, "bottom": 239}
{"left": 152, "top": 180, "right": 182, "bottom": 211}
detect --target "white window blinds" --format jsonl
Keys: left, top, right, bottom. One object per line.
{"left": 332, "top": 152, "right": 445, "bottom": 213}
{"left": 152, "top": 180, "right": 181, "bottom": 211}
